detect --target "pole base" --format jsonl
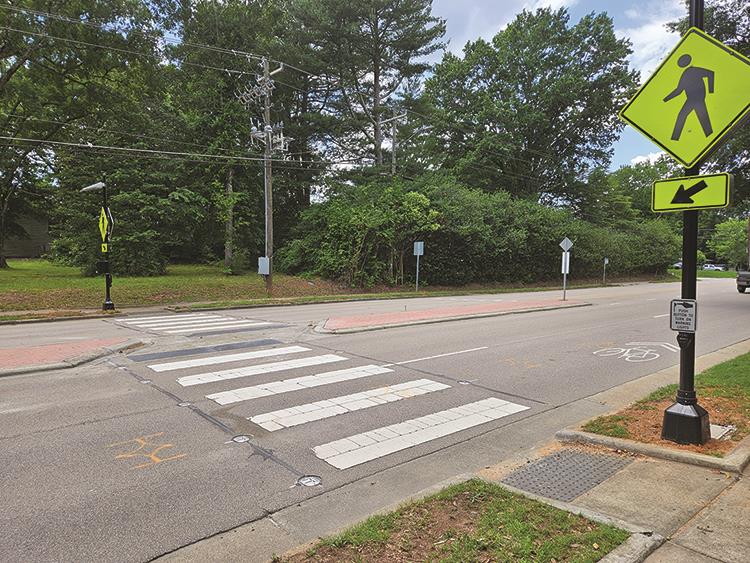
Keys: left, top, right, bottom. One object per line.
{"left": 661, "top": 401, "right": 710, "bottom": 445}
{"left": 103, "top": 301, "right": 115, "bottom": 311}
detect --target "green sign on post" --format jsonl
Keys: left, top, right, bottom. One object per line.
{"left": 620, "top": 27, "right": 750, "bottom": 168}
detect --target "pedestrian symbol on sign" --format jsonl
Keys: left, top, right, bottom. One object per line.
{"left": 663, "top": 54, "right": 714, "bottom": 141}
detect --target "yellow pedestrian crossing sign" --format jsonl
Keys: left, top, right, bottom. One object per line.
{"left": 620, "top": 27, "right": 750, "bottom": 168}
{"left": 98, "top": 208, "right": 109, "bottom": 241}
{"left": 651, "top": 172, "right": 732, "bottom": 212}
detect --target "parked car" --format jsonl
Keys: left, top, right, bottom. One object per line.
{"left": 738, "top": 270, "right": 750, "bottom": 293}
{"left": 702, "top": 263, "right": 724, "bottom": 271}
{"left": 672, "top": 261, "right": 682, "bottom": 269}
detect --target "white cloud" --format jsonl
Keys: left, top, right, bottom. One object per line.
{"left": 630, "top": 151, "right": 665, "bottom": 165}
{"left": 616, "top": 1, "right": 684, "bottom": 79}
{"left": 524, "top": 0, "right": 579, "bottom": 11}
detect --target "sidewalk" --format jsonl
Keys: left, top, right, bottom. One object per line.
{"left": 318, "top": 298, "right": 589, "bottom": 333}
{"left": 0, "top": 337, "right": 137, "bottom": 376}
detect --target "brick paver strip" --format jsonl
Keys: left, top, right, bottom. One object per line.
{"left": 325, "top": 299, "right": 580, "bottom": 330}
{"left": 0, "top": 338, "right": 127, "bottom": 369}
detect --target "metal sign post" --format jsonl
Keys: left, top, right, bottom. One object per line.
{"left": 81, "top": 181, "right": 114, "bottom": 311}
{"left": 603, "top": 257, "right": 609, "bottom": 286}
{"left": 414, "top": 241, "right": 424, "bottom": 291}
{"left": 559, "top": 237, "right": 573, "bottom": 301}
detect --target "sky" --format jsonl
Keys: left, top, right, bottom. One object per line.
{"left": 430, "top": 0, "right": 688, "bottom": 170}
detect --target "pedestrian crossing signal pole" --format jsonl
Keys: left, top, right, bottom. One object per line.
{"left": 80, "top": 180, "right": 114, "bottom": 311}
{"left": 661, "top": 0, "right": 710, "bottom": 445}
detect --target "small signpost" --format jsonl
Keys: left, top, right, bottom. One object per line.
{"left": 560, "top": 237, "right": 573, "bottom": 301}
{"left": 603, "top": 257, "right": 609, "bottom": 286}
{"left": 617, "top": 0, "right": 750, "bottom": 445}
{"left": 413, "top": 241, "right": 424, "bottom": 292}
{"left": 258, "top": 256, "right": 270, "bottom": 276}
{"left": 671, "top": 299, "right": 697, "bottom": 333}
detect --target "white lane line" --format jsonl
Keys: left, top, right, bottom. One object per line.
{"left": 121, "top": 316, "right": 230, "bottom": 328}
{"left": 120, "top": 314, "right": 214, "bottom": 323}
{"left": 382, "top": 347, "right": 488, "bottom": 367}
{"left": 609, "top": 302, "right": 622, "bottom": 306}
{"left": 653, "top": 313, "right": 669, "bottom": 318}
{"left": 128, "top": 318, "right": 239, "bottom": 330}
{"left": 249, "top": 379, "right": 451, "bottom": 431}
{"left": 178, "top": 354, "right": 347, "bottom": 387}
{"left": 206, "top": 365, "right": 393, "bottom": 405}
{"left": 148, "top": 345, "right": 311, "bottom": 372}
{"left": 165, "top": 321, "right": 272, "bottom": 334}
{"left": 646, "top": 298, "right": 658, "bottom": 302}
{"left": 314, "top": 397, "right": 529, "bottom": 470}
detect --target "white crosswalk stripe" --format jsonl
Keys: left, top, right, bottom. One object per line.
{"left": 141, "top": 342, "right": 530, "bottom": 470}
{"left": 147, "top": 345, "right": 311, "bottom": 372}
{"left": 249, "top": 379, "right": 450, "bottom": 431}
{"left": 205, "top": 365, "right": 393, "bottom": 405}
{"left": 177, "top": 354, "right": 348, "bottom": 387}
{"left": 164, "top": 321, "right": 271, "bottom": 334}
{"left": 313, "top": 398, "right": 529, "bottom": 469}
{"left": 116, "top": 313, "right": 274, "bottom": 335}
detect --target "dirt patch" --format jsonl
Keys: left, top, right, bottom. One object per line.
{"left": 587, "top": 396, "right": 747, "bottom": 457}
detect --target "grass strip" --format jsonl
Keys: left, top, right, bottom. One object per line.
{"left": 583, "top": 351, "right": 750, "bottom": 456}
{"left": 0, "top": 259, "right": 677, "bottom": 314}
{"left": 279, "top": 479, "right": 628, "bottom": 562}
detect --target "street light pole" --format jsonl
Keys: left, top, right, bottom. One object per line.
{"left": 80, "top": 181, "right": 114, "bottom": 311}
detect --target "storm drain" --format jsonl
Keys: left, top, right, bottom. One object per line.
{"left": 501, "top": 449, "right": 631, "bottom": 502}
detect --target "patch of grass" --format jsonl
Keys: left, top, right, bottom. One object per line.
{"left": 668, "top": 268, "right": 738, "bottom": 279}
{"left": 582, "top": 415, "right": 631, "bottom": 439}
{"left": 583, "top": 351, "right": 750, "bottom": 455}
{"left": 287, "top": 480, "right": 629, "bottom": 562}
{"left": 1, "top": 258, "right": 675, "bottom": 313}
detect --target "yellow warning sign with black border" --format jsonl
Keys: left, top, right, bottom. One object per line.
{"left": 652, "top": 172, "right": 732, "bottom": 212}
{"left": 620, "top": 28, "right": 750, "bottom": 168}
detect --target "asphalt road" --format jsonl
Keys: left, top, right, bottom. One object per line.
{"left": 1, "top": 278, "right": 749, "bottom": 562}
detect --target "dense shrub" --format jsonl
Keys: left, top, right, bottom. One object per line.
{"left": 277, "top": 175, "right": 680, "bottom": 287}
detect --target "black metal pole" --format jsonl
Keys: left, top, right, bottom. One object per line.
{"left": 661, "top": 0, "right": 709, "bottom": 444}
{"left": 102, "top": 183, "right": 114, "bottom": 311}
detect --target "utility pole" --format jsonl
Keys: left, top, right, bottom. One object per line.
{"left": 379, "top": 111, "right": 406, "bottom": 176}
{"left": 236, "top": 58, "right": 288, "bottom": 294}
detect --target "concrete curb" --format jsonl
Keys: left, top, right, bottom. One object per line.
{"left": 0, "top": 313, "right": 117, "bottom": 326}
{"left": 555, "top": 429, "right": 750, "bottom": 474}
{"left": 0, "top": 338, "right": 149, "bottom": 378}
{"left": 484, "top": 480, "right": 664, "bottom": 562}
{"left": 315, "top": 301, "right": 592, "bottom": 334}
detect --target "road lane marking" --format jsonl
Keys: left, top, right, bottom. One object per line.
{"left": 120, "top": 314, "right": 217, "bottom": 323}
{"left": 653, "top": 313, "right": 669, "bottom": 318}
{"left": 122, "top": 317, "right": 239, "bottom": 329}
{"left": 148, "top": 346, "right": 310, "bottom": 372}
{"left": 313, "top": 398, "right": 529, "bottom": 469}
{"left": 249, "top": 379, "right": 450, "bottom": 431}
{"left": 178, "top": 354, "right": 348, "bottom": 387}
{"left": 206, "top": 365, "right": 393, "bottom": 405}
{"left": 382, "top": 347, "right": 488, "bottom": 367}
{"left": 165, "top": 321, "right": 272, "bottom": 334}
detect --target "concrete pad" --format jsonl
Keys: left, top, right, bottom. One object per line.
{"left": 671, "top": 475, "right": 750, "bottom": 563}
{"left": 575, "top": 458, "right": 732, "bottom": 536}
{"left": 644, "top": 541, "right": 721, "bottom": 563}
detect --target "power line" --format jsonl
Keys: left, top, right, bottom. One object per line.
{"left": 0, "top": 135, "right": 369, "bottom": 167}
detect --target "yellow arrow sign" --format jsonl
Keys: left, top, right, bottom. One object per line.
{"left": 620, "top": 28, "right": 750, "bottom": 168}
{"left": 99, "top": 207, "right": 109, "bottom": 242}
{"left": 652, "top": 173, "right": 732, "bottom": 212}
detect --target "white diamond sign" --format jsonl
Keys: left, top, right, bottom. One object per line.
{"left": 559, "top": 237, "right": 573, "bottom": 252}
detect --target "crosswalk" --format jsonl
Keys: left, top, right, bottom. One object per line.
{"left": 138, "top": 342, "right": 530, "bottom": 470}
{"left": 116, "top": 313, "right": 275, "bottom": 335}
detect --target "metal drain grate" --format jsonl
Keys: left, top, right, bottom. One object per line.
{"left": 502, "top": 449, "right": 631, "bottom": 502}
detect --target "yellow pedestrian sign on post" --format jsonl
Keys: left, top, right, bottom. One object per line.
{"left": 651, "top": 172, "right": 732, "bottom": 212}
{"left": 620, "top": 27, "right": 750, "bottom": 168}
{"left": 99, "top": 207, "right": 109, "bottom": 242}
